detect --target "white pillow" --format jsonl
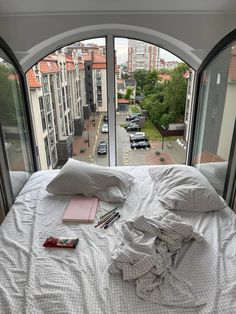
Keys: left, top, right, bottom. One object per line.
{"left": 149, "top": 165, "right": 226, "bottom": 212}
{"left": 46, "top": 159, "right": 134, "bottom": 203}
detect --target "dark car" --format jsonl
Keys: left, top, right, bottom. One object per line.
{"left": 124, "top": 121, "right": 136, "bottom": 129}
{"left": 103, "top": 114, "right": 108, "bottom": 122}
{"left": 126, "top": 123, "right": 141, "bottom": 132}
{"left": 126, "top": 113, "right": 141, "bottom": 121}
{"left": 130, "top": 135, "right": 148, "bottom": 142}
{"left": 97, "top": 141, "right": 107, "bottom": 155}
{"left": 131, "top": 141, "right": 150, "bottom": 149}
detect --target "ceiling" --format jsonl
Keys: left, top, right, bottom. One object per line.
{"left": 0, "top": 0, "right": 236, "bottom": 71}
{"left": 1, "top": 0, "right": 236, "bottom": 15}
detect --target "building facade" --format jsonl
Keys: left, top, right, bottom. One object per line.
{"left": 127, "top": 39, "right": 160, "bottom": 73}
{"left": 27, "top": 51, "right": 86, "bottom": 169}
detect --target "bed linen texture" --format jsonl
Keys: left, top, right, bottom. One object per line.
{"left": 108, "top": 214, "right": 205, "bottom": 308}
{"left": 0, "top": 166, "right": 236, "bottom": 314}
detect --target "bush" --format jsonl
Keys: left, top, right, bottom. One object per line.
{"left": 80, "top": 147, "right": 86, "bottom": 153}
{"left": 155, "top": 150, "right": 160, "bottom": 155}
{"left": 159, "top": 157, "right": 165, "bottom": 162}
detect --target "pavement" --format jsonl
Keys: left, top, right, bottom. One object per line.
{"left": 73, "top": 113, "right": 103, "bottom": 163}
{"left": 73, "top": 112, "right": 186, "bottom": 166}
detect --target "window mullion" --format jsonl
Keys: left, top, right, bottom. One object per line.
{"left": 106, "top": 35, "right": 116, "bottom": 166}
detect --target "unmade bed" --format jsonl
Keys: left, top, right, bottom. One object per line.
{"left": 0, "top": 161, "right": 236, "bottom": 314}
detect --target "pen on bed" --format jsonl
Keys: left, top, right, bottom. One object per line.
{"left": 100, "top": 212, "right": 119, "bottom": 229}
{"left": 99, "top": 207, "right": 117, "bottom": 220}
{"left": 95, "top": 211, "right": 117, "bottom": 228}
{"left": 104, "top": 214, "right": 120, "bottom": 229}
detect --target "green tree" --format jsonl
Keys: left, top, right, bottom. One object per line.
{"left": 125, "top": 87, "right": 133, "bottom": 101}
{"left": 133, "top": 69, "right": 148, "bottom": 95}
{"left": 117, "top": 92, "right": 124, "bottom": 99}
{"left": 143, "top": 69, "right": 159, "bottom": 96}
{"left": 163, "top": 63, "right": 188, "bottom": 117}
{"left": 0, "top": 64, "right": 18, "bottom": 126}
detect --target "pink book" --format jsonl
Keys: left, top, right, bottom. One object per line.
{"left": 62, "top": 196, "right": 99, "bottom": 223}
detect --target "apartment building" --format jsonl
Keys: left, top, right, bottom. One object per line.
{"left": 27, "top": 52, "right": 86, "bottom": 169}
{"left": 83, "top": 51, "right": 108, "bottom": 113}
{"left": 128, "top": 39, "right": 160, "bottom": 73}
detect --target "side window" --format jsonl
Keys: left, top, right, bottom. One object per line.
{"left": 0, "top": 46, "right": 35, "bottom": 206}
{"left": 191, "top": 43, "right": 236, "bottom": 197}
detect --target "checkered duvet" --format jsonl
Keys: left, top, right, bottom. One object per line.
{"left": 0, "top": 166, "right": 235, "bottom": 314}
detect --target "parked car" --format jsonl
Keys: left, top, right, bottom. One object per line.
{"left": 97, "top": 141, "right": 107, "bottom": 155}
{"left": 101, "top": 123, "right": 109, "bottom": 133}
{"left": 103, "top": 114, "right": 108, "bottom": 122}
{"left": 129, "top": 132, "right": 145, "bottom": 140}
{"left": 130, "top": 135, "right": 148, "bottom": 142}
{"left": 126, "top": 113, "right": 141, "bottom": 121}
{"left": 124, "top": 120, "right": 140, "bottom": 128}
{"left": 126, "top": 123, "right": 141, "bottom": 132}
{"left": 124, "top": 122, "right": 135, "bottom": 129}
{"left": 131, "top": 141, "right": 150, "bottom": 149}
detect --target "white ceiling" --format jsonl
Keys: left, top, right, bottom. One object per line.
{"left": 1, "top": 0, "right": 236, "bottom": 15}
{"left": 1, "top": 0, "right": 236, "bottom": 71}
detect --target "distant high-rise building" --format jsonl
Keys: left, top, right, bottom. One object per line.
{"left": 127, "top": 40, "right": 159, "bottom": 73}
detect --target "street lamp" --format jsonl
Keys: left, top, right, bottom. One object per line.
{"left": 161, "top": 125, "right": 167, "bottom": 150}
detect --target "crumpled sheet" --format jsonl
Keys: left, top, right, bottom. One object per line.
{"left": 108, "top": 211, "right": 206, "bottom": 308}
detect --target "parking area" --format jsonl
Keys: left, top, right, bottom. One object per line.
{"left": 73, "top": 111, "right": 186, "bottom": 166}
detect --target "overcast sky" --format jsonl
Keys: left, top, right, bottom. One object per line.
{"left": 79, "top": 37, "right": 182, "bottom": 65}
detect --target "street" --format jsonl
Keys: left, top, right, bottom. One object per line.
{"left": 73, "top": 111, "right": 186, "bottom": 166}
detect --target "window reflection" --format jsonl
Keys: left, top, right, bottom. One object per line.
{"left": 192, "top": 44, "right": 236, "bottom": 196}
{"left": 0, "top": 51, "right": 34, "bottom": 197}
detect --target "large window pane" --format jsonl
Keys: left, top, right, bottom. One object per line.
{"left": 115, "top": 37, "right": 191, "bottom": 166}
{"left": 0, "top": 49, "right": 34, "bottom": 198}
{"left": 27, "top": 37, "right": 109, "bottom": 168}
{"left": 191, "top": 43, "right": 236, "bottom": 196}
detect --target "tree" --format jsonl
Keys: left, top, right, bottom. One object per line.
{"left": 163, "top": 63, "right": 188, "bottom": 117}
{"left": 143, "top": 69, "right": 159, "bottom": 96}
{"left": 140, "top": 63, "right": 188, "bottom": 126}
{"left": 133, "top": 69, "right": 148, "bottom": 95}
{"left": 117, "top": 92, "right": 124, "bottom": 99}
{"left": 125, "top": 87, "right": 134, "bottom": 101}
{"left": 0, "top": 64, "right": 18, "bottom": 126}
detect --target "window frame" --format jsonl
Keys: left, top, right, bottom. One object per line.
{"left": 0, "top": 37, "right": 38, "bottom": 213}
{"left": 187, "top": 29, "right": 236, "bottom": 208}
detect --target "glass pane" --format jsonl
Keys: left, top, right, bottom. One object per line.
{"left": 0, "top": 49, "right": 34, "bottom": 197}
{"left": 27, "top": 37, "right": 108, "bottom": 168}
{"left": 115, "top": 37, "right": 191, "bottom": 166}
{"left": 192, "top": 43, "right": 236, "bottom": 196}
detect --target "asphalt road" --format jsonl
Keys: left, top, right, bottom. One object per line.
{"left": 81, "top": 111, "right": 186, "bottom": 167}
{"left": 92, "top": 112, "right": 154, "bottom": 166}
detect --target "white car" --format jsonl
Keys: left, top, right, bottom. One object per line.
{"left": 101, "top": 123, "right": 109, "bottom": 133}
{"left": 129, "top": 132, "right": 145, "bottom": 140}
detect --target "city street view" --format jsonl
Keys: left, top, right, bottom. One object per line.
{"left": 73, "top": 111, "right": 186, "bottom": 166}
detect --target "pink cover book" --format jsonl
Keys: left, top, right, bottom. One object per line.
{"left": 62, "top": 196, "right": 99, "bottom": 223}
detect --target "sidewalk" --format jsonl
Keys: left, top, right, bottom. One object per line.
{"left": 73, "top": 113, "right": 102, "bottom": 162}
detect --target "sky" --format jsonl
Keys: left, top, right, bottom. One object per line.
{"left": 79, "top": 37, "right": 182, "bottom": 65}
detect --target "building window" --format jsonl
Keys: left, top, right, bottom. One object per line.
{"left": 42, "top": 75, "right": 49, "bottom": 94}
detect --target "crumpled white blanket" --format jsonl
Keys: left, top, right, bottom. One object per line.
{"left": 108, "top": 211, "right": 206, "bottom": 308}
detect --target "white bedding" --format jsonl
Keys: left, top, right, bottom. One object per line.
{"left": 0, "top": 166, "right": 236, "bottom": 313}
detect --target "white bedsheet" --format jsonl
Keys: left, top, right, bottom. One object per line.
{"left": 0, "top": 166, "right": 236, "bottom": 314}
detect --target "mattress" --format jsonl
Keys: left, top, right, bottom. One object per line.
{"left": 0, "top": 166, "right": 236, "bottom": 314}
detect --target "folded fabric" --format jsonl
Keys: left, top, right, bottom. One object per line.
{"left": 108, "top": 212, "right": 206, "bottom": 308}
{"left": 46, "top": 159, "right": 135, "bottom": 202}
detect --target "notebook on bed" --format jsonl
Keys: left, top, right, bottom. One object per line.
{"left": 62, "top": 196, "right": 99, "bottom": 223}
